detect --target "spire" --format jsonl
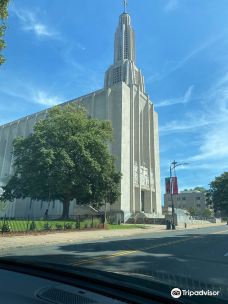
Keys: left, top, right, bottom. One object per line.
{"left": 104, "top": 8, "right": 145, "bottom": 93}
{"left": 114, "top": 11, "right": 135, "bottom": 63}
{"left": 123, "top": 0, "right": 128, "bottom": 13}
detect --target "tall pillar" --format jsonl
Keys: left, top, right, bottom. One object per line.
{"left": 147, "top": 97, "right": 153, "bottom": 213}
{"left": 151, "top": 108, "right": 162, "bottom": 214}
{"left": 106, "top": 88, "right": 112, "bottom": 153}
{"left": 138, "top": 88, "right": 141, "bottom": 212}
{"left": 130, "top": 85, "right": 135, "bottom": 212}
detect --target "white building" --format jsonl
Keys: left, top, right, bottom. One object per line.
{"left": 164, "top": 191, "right": 207, "bottom": 213}
{"left": 0, "top": 10, "right": 162, "bottom": 221}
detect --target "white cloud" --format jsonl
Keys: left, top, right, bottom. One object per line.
{"left": 0, "top": 74, "right": 62, "bottom": 107}
{"left": 159, "top": 115, "right": 209, "bottom": 134}
{"left": 26, "top": 23, "right": 53, "bottom": 37}
{"left": 160, "top": 71, "right": 228, "bottom": 136}
{"left": 11, "top": 5, "right": 58, "bottom": 38}
{"left": 59, "top": 45, "right": 103, "bottom": 94}
{"left": 185, "top": 73, "right": 228, "bottom": 162}
{"left": 164, "top": 0, "right": 179, "bottom": 13}
{"left": 159, "top": 78, "right": 228, "bottom": 190}
{"left": 159, "top": 72, "right": 228, "bottom": 185}
{"left": 155, "top": 85, "right": 193, "bottom": 108}
{"left": 190, "top": 125, "right": 228, "bottom": 161}
{"left": 177, "top": 162, "right": 227, "bottom": 171}
{"left": 148, "top": 32, "right": 227, "bottom": 82}
{"left": 33, "top": 91, "right": 61, "bottom": 106}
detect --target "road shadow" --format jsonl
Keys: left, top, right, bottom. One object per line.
{"left": 1, "top": 232, "right": 228, "bottom": 291}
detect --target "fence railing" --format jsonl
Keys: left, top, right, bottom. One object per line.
{"left": 0, "top": 214, "right": 104, "bottom": 235}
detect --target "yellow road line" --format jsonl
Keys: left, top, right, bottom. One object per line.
{"left": 71, "top": 237, "right": 200, "bottom": 266}
{"left": 71, "top": 227, "right": 228, "bottom": 266}
{"left": 72, "top": 250, "right": 137, "bottom": 266}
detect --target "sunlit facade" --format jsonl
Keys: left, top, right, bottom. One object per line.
{"left": 0, "top": 11, "right": 162, "bottom": 221}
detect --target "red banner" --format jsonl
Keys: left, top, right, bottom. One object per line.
{"left": 172, "top": 176, "right": 178, "bottom": 194}
{"left": 165, "top": 177, "right": 178, "bottom": 194}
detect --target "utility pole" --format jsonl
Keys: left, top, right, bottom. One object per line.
{"left": 169, "top": 160, "right": 189, "bottom": 230}
{"left": 170, "top": 164, "right": 175, "bottom": 229}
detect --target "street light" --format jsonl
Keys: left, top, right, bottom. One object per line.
{"left": 170, "top": 160, "right": 189, "bottom": 230}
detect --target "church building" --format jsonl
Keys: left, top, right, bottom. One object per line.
{"left": 0, "top": 7, "right": 162, "bottom": 221}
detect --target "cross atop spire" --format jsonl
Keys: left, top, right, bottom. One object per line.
{"left": 123, "top": 0, "right": 128, "bottom": 13}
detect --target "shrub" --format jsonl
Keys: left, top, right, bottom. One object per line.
{"left": 29, "top": 221, "right": 36, "bottom": 231}
{"left": 1, "top": 222, "right": 11, "bottom": 233}
{"left": 64, "top": 223, "right": 73, "bottom": 230}
{"left": 75, "top": 222, "right": 80, "bottom": 229}
{"left": 43, "top": 223, "right": 52, "bottom": 230}
{"left": 55, "top": 224, "right": 63, "bottom": 230}
{"left": 108, "top": 217, "right": 115, "bottom": 224}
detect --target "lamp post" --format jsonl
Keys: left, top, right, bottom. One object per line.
{"left": 170, "top": 160, "right": 189, "bottom": 230}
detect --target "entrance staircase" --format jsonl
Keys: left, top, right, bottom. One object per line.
{"left": 126, "top": 212, "right": 165, "bottom": 224}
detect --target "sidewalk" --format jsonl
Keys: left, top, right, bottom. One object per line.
{"left": 176, "top": 222, "right": 225, "bottom": 229}
{"left": 0, "top": 223, "right": 225, "bottom": 251}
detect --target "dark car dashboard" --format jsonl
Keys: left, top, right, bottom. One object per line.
{"left": 0, "top": 258, "right": 225, "bottom": 304}
{"left": 0, "top": 267, "right": 127, "bottom": 304}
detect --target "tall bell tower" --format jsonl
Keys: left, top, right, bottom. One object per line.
{"left": 104, "top": 5, "right": 145, "bottom": 92}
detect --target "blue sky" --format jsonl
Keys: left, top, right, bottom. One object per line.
{"left": 1, "top": 0, "right": 228, "bottom": 195}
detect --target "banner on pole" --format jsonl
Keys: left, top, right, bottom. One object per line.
{"left": 172, "top": 176, "right": 178, "bottom": 194}
{"left": 165, "top": 177, "right": 178, "bottom": 194}
{"left": 165, "top": 178, "right": 171, "bottom": 194}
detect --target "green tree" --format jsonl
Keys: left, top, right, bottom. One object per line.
{"left": 206, "top": 172, "right": 228, "bottom": 216}
{"left": 201, "top": 208, "right": 212, "bottom": 218}
{"left": 193, "top": 187, "right": 207, "bottom": 193}
{"left": 183, "top": 187, "right": 207, "bottom": 192}
{"left": 187, "top": 207, "right": 197, "bottom": 216}
{"left": 1, "top": 105, "right": 121, "bottom": 218}
{"left": 0, "top": 0, "right": 9, "bottom": 65}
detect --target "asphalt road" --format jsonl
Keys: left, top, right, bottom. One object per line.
{"left": 2, "top": 225, "right": 228, "bottom": 291}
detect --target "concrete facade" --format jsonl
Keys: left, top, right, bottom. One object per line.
{"left": 164, "top": 191, "right": 207, "bottom": 213}
{"left": 0, "top": 11, "right": 162, "bottom": 220}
